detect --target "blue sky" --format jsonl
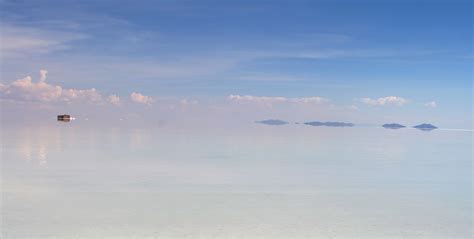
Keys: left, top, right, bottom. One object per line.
{"left": 1, "top": 0, "right": 472, "bottom": 128}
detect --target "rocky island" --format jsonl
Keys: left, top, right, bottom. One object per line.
{"left": 255, "top": 119, "right": 289, "bottom": 125}
{"left": 413, "top": 123, "right": 438, "bottom": 131}
{"left": 382, "top": 123, "right": 406, "bottom": 129}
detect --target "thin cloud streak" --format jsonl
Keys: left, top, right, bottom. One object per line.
{"left": 424, "top": 101, "right": 437, "bottom": 108}
{"left": 0, "top": 23, "right": 89, "bottom": 58}
{"left": 229, "top": 94, "right": 329, "bottom": 106}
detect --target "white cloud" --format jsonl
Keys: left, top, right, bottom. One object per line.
{"left": 424, "top": 101, "right": 437, "bottom": 108}
{"left": 0, "top": 82, "right": 7, "bottom": 91}
{"left": 180, "top": 98, "right": 199, "bottom": 106}
{"left": 61, "top": 88, "right": 102, "bottom": 102}
{"left": 228, "top": 94, "right": 329, "bottom": 106}
{"left": 6, "top": 75, "right": 62, "bottom": 102}
{"left": 130, "top": 92, "right": 153, "bottom": 105}
{"left": 39, "top": 69, "right": 48, "bottom": 83}
{"left": 290, "top": 97, "right": 329, "bottom": 104}
{"left": 229, "top": 95, "right": 287, "bottom": 104}
{"left": 107, "top": 94, "right": 121, "bottom": 105}
{"left": 359, "top": 96, "right": 408, "bottom": 106}
{"left": 0, "top": 70, "right": 103, "bottom": 103}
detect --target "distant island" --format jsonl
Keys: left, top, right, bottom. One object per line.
{"left": 255, "top": 119, "right": 289, "bottom": 125}
{"left": 304, "top": 121, "right": 354, "bottom": 127}
{"left": 255, "top": 120, "right": 437, "bottom": 130}
{"left": 382, "top": 123, "right": 406, "bottom": 129}
{"left": 413, "top": 123, "right": 437, "bottom": 131}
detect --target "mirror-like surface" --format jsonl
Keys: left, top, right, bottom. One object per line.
{"left": 1, "top": 123, "right": 472, "bottom": 238}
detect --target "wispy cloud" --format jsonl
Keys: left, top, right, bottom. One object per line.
{"left": 291, "top": 49, "right": 438, "bottom": 60}
{"left": 0, "top": 24, "right": 88, "bottom": 58}
{"left": 229, "top": 95, "right": 287, "bottom": 104}
{"left": 359, "top": 96, "right": 408, "bottom": 106}
{"left": 180, "top": 98, "right": 199, "bottom": 106}
{"left": 348, "top": 105, "right": 358, "bottom": 111}
{"left": 424, "top": 101, "right": 437, "bottom": 108}
{"left": 228, "top": 94, "right": 329, "bottom": 106}
{"left": 290, "top": 97, "right": 329, "bottom": 104}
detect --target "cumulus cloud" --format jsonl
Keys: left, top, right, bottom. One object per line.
{"left": 1, "top": 70, "right": 158, "bottom": 107}
{"left": 424, "top": 101, "right": 437, "bottom": 108}
{"left": 0, "top": 70, "right": 135, "bottom": 105}
{"left": 39, "top": 69, "right": 48, "bottom": 83}
{"left": 359, "top": 96, "right": 408, "bottom": 106}
{"left": 0, "top": 83, "right": 7, "bottom": 92}
{"left": 61, "top": 88, "right": 102, "bottom": 102}
{"left": 130, "top": 92, "right": 153, "bottom": 105}
{"left": 0, "top": 70, "right": 103, "bottom": 103}
{"left": 107, "top": 94, "right": 121, "bottom": 105}
{"left": 228, "top": 94, "right": 329, "bottom": 106}
{"left": 6, "top": 75, "right": 62, "bottom": 102}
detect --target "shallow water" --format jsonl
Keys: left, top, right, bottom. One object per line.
{"left": 1, "top": 123, "right": 472, "bottom": 238}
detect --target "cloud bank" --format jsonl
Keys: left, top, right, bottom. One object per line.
{"left": 0, "top": 70, "right": 103, "bottom": 103}
{"left": 0, "top": 70, "right": 158, "bottom": 108}
{"left": 359, "top": 96, "right": 408, "bottom": 106}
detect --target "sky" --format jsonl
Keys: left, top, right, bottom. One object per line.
{"left": 0, "top": 0, "right": 472, "bottom": 128}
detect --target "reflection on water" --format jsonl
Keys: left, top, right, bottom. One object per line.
{"left": 16, "top": 129, "right": 52, "bottom": 166}
{"left": 416, "top": 128, "right": 436, "bottom": 131}
{"left": 1, "top": 124, "right": 472, "bottom": 238}
{"left": 38, "top": 145, "right": 47, "bottom": 166}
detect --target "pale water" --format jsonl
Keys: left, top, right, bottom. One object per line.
{"left": 1, "top": 123, "right": 472, "bottom": 238}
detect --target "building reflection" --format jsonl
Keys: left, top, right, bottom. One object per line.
{"left": 19, "top": 143, "right": 33, "bottom": 162}
{"left": 18, "top": 140, "right": 48, "bottom": 166}
{"left": 12, "top": 127, "right": 64, "bottom": 167}
{"left": 9, "top": 125, "right": 133, "bottom": 167}
{"left": 38, "top": 145, "right": 47, "bottom": 166}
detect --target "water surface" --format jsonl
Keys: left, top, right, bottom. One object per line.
{"left": 1, "top": 123, "right": 472, "bottom": 238}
